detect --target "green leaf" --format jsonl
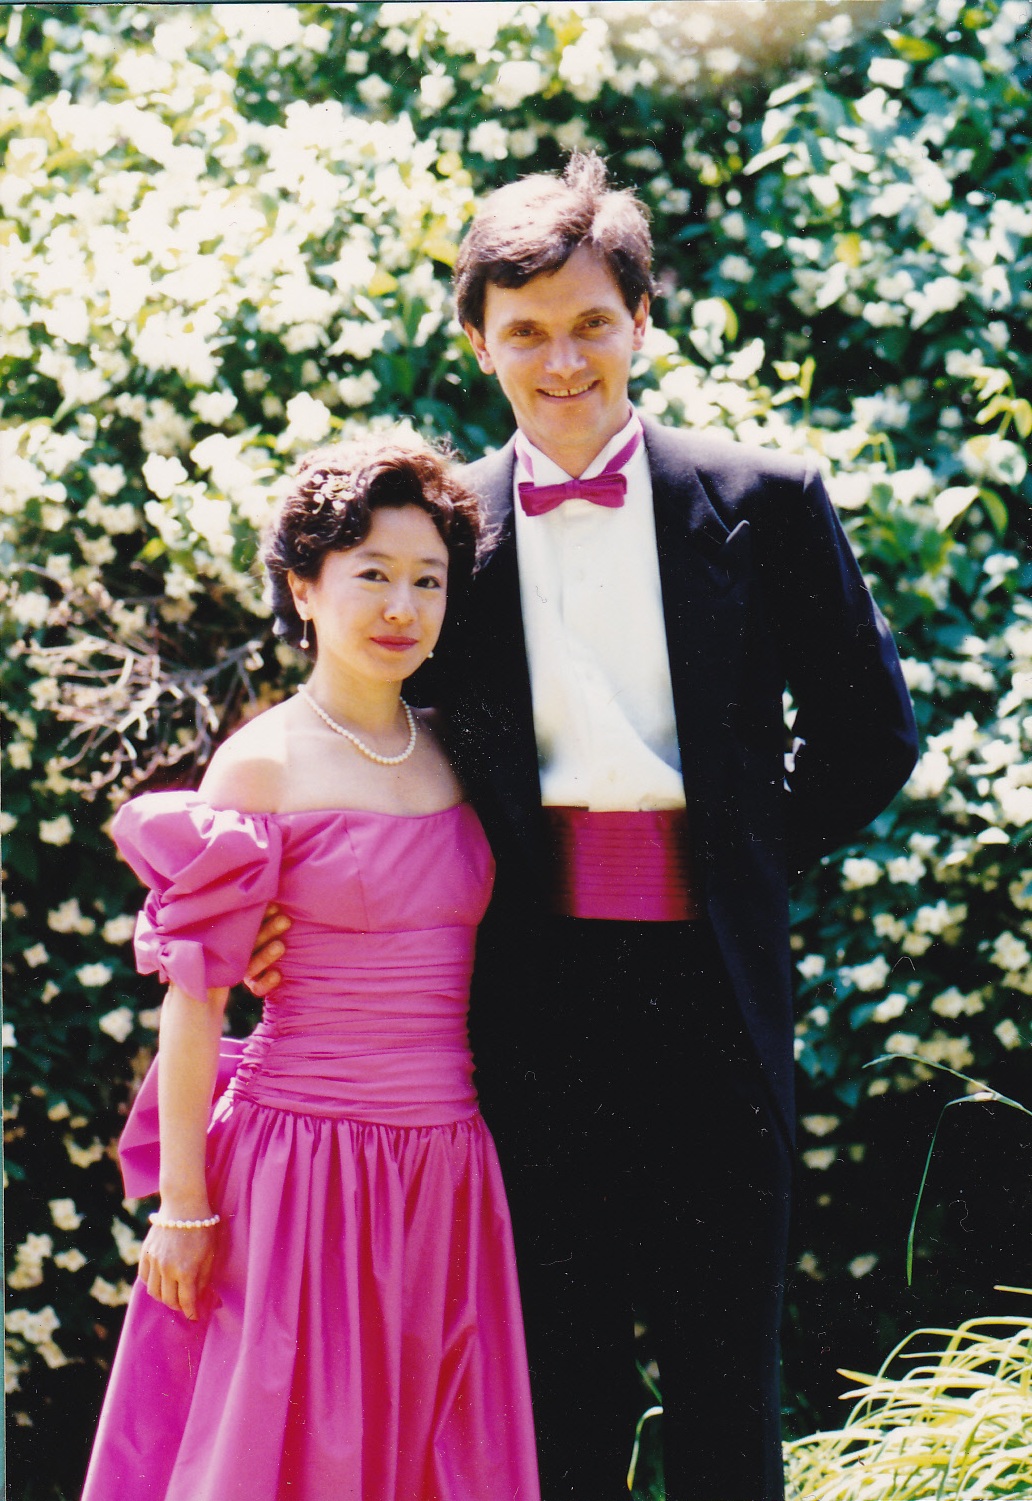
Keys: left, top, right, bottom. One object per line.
{"left": 886, "top": 32, "right": 941, "bottom": 62}
{"left": 136, "top": 537, "right": 167, "bottom": 564}
{"left": 767, "top": 75, "right": 816, "bottom": 108}
{"left": 979, "top": 487, "right": 1009, "bottom": 536}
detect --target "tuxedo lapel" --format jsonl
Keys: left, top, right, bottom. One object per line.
{"left": 642, "top": 417, "right": 754, "bottom": 834}
{"left": 459, "top": 442, "right": 545, "bottom": 871}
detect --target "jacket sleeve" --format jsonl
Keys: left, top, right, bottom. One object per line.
{"left": 770, "top": 459, "right": 918, "bottom": 873}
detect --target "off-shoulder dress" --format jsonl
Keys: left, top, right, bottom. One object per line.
{"left": 81, "top": 792, "right": 539, "bottom": 1501}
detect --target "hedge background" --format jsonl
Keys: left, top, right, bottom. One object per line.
{"left": 2, "top": 3, "right": 1031, "bottom": 1496}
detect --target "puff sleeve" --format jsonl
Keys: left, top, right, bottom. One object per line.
{"left": 111, "top": 792, "right": 284, "bottom": 1001}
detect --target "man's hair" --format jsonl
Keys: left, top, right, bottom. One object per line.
{"left": 453, "top": 152, "right": 655, "bottom": 333}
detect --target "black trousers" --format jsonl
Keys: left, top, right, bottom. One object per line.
{"left": 472, "top": 917, "right": 792, "bottom": 1501}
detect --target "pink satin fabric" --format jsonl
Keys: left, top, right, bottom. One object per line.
{"left": 545, "top": 806, "right": 701, "bottom": 922}
{"left": 83, "top": 794, "right": 539, "bottom": 1501}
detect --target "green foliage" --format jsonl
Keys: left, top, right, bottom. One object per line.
{"left": 785, "top": 1291, "right": 1032, "bottom": 1498}
{"left": 2, "top": 1, "right": 1031, "bottom": 1491}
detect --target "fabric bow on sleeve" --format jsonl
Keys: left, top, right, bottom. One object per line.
{"left": 111, "top": 792, "right": 283, "bottom": 1000}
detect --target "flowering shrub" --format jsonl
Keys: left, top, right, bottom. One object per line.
{"left": 2, "top": 2, "right": 1030, "bottom": 1492}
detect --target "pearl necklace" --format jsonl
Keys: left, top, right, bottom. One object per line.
{"left": 299, "top": 687, "right": 417, "bottom": 766}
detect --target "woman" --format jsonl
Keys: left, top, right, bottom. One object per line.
{"left": 82, "top": 433, "right": 540, "bottom": 1501}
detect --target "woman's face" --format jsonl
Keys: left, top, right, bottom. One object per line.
{"left": 289, "top": 504, "right": 449, "bottom": 685}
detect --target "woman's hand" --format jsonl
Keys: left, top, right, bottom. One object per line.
{"left": 244, "top": 902, "right": 290, "bottom": 997}
{"left": 138, "top": 1217, "right": 218, "bottom": 1321}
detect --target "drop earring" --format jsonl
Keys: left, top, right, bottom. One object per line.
{"left": 299, "top": 616, "right": 310, "bottom": 651}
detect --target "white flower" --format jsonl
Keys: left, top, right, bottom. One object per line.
{"left": 845, "top": 956, "right": 891, "bottom": 993}
{"left": 890, "top": 464, "right": 936, "bottom": 505}
{"left": 97, "top": 1003, "right": 133, "bottom": 1038}
{"left": 77, "top": 964, "right": 113, "bottom": 989}
{"left": 901, "top": 932, "right": 932, "bottom": 958}
{"left": 801, "top": 1115, "right": 840, "bottom": 1137}
{"left": 906, "top": 276, "right": 966, "bottom": 328}
{"left": 913, "top": 901, "right": 966, "bottom": 936}
{"left": 868, "top": 58, "right": 909, "bottom": 89}
{"left": 2, "top": 1023, "right": 16, "bottom": 1050}
{"left": 111, "top": 1218, "right": 143, "bottom": 1266}
{"left": 796, "top": 955, "right": 826, "bottom": 980}
{"left": 49, "top": 1199, "right": 83, "bottom": 1232}
{"left": 191, "top": 391, "right": 238, "bottom": 426}
{"left": 885, "top": 1032, "right": 920, "bottom": 1056}
{"left": 65, "top": 1136, "right": 105, "bottom": 1168}
{"left": 906, "top": 748, "right": 952, "bottom": 800}
{"left": 282, "top": 393, "right": 332, "bottom": 446}
{"left": 418, "top": 71, "right": 455, "bottom": 111}
{"left": 918, "top": 1034, "right": 974, "bottom": 1071}
{"left": 89, "top": 463, "right": 126, "bottom": 497}
{"left": 886, "top": 854, "right": 926, "bottom": 885}
{"left": 12, "top": 592, "right": 52, "bottom": 628}
{"left": 337, "top": 371, "right": 381, "bottom": 408}
{"left": 873, "top": 914, "right": 906, "bottom": 943}
{"left": 54, "top": 1249, "right": 87, "bottom": 1273}
{"left": 849, "top": 1253, "right": 879, "bottom": 1279}
{"left": 900, "top": 659, "right": 935, "bottom": 693}
{"left": 963, "top": 434, "right": 1028, "bottom": 486}
{"left": 827, "top": 472, "right": 873, "bottom": 511}
{"left": 23, "top": 943, "right": 49, "bottom": 968}
{"left": 802, "top": 1148, "right": 837, "bottom": 1171}
{"left": 79, "top": 535, "right": 116, "bottom": 567}
{"left": 469, "top": 121, "right": 510, "bottom": 161}
{"left": 356, "top": 74, "right": 392, "bottom": 108}
{"left": 89, "top": 1277, "right": 133, "bottom": 1307}
{"left": 931, "top": 988, "right": 984, "bottom": 1019}
{"left": 872, "top": 993, "right": 909, "bottom": 1023}
{"left": 719, "top": 255, "right": 754, "bottom": 284}
{"left": 995, "top": 1019, "right": 1022, "bottom": 1050}
{"left": 143, "top": 453, "right": 189, "bottom": 500}
{"left": 39, "top": 815, "right": 74, "bottom": 847}
{"left": 4, "top": 1305, "right": 60, "bottom": 1343}
{"left": 990, "top": 933, "right": 1031, "bottom": 971}
{"left": 841, "top": 857, "right": 881, "bottom": 890}
{"left": 187, "top": 495, "right": 234, "bottom": 554}
{"left": 102, "top": 915, "right": 136, "bottom": 945}
{"left": 48, "top": 898, "right": 95, "bottom": 935}
{"left": 856, "top": 87, "right": 901, "bottom": 129}
{"left": 213, "top": 2, "right": 302, "bottom": 49}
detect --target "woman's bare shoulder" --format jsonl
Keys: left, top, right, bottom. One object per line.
{"left": 198, "top": 700, "right": 294, "bottom": 813}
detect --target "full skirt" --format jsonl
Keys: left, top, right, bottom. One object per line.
{"left": 82, "top": 1099, "right": 539, "bottom": 1501}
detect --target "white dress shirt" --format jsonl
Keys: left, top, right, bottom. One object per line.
{"left": 513, "top": 412, "right": 686, "bottom": 811}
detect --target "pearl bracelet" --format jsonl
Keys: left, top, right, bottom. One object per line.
{"left": 148, "top": 1212, "right": 221, "bottom": 1230}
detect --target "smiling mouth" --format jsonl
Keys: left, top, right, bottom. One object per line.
{"left": 538, "top": 381, "right": 597, "bottom": 399}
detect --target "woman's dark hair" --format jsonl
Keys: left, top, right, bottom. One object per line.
{"left": 261, "top": 431, "right": 484, "bottom": 658}
{"left": 454, "top": 152, "right": 655, "bottom": 334}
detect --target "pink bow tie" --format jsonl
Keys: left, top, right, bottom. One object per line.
{"left": 517, "top": 424, "right": 643, "bottom": 518}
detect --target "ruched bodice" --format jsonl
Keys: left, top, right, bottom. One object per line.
{"left": 112, "top": 794, "right": 495, "bottom": 1126}
{"left": 232, "top": 806, "right": 493, "bottom": 1124}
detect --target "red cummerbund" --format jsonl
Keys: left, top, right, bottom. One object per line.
{"left": 545, "top": 806, "right": 701, "bottom": 922}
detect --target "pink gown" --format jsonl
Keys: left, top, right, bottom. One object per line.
{"left": 81, "top": 793, "right": 539, "bottom": 1501}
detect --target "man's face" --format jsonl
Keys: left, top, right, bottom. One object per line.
{"left": 464, "top": 243, "right": 649, "bottom": 477}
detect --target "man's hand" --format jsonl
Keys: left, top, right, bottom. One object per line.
{"left": 244, "top": 904, "right": 290, "bottom": 997}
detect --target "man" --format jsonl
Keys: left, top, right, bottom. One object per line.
{"left": 251, "top": 154, "right": 918, "bottom": 1500}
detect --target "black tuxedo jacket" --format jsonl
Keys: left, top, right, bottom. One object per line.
{"left": 422, "top": 414, "right": 918, "bottom": 1144}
